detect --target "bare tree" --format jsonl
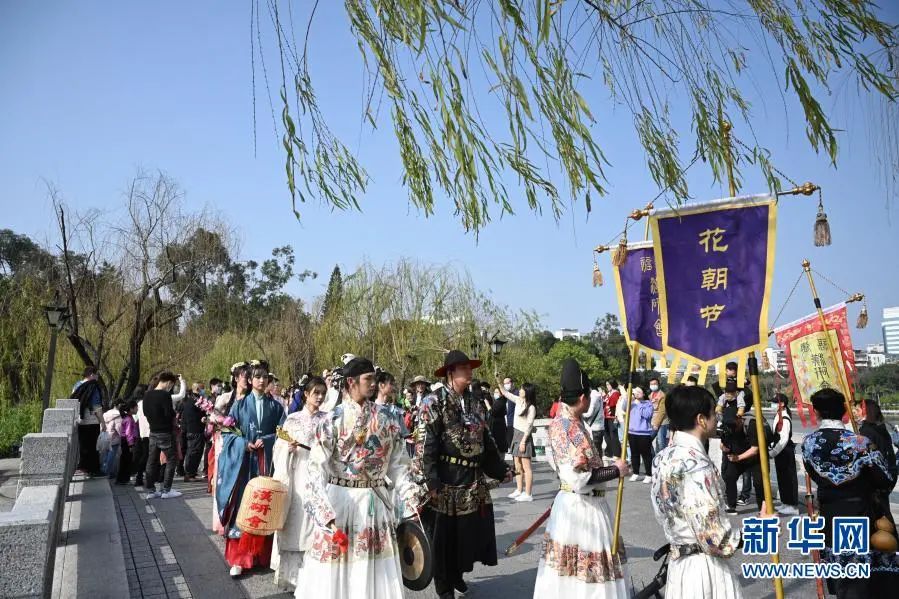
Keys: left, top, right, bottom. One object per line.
{"left": 53, "top": 170, "right": 227, "bottom": 399}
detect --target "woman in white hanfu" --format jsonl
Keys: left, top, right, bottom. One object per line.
{"left": 650, "top": 384, "right": 747, "bottom": 599}
{"left": 271, "top": 376, "right": 327, "bottom": 590}
{"left": 533, "top": 358, "right": 631, "bottom": 599}
{"left": 294, "top": 357, "right": 421, "bottom": 599}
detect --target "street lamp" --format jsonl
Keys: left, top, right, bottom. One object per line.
{"left": 490, "top": 336, "right": 507, "bottom": 357}
{"left": 41, "top": 300, "right": 70, "bottom": 411}
{"left": 489, "top": 334, "right": 507, "bottom": 378}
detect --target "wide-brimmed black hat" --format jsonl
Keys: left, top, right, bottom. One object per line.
{"left": 434, "top": 350, "right": 482, "bottom": 378}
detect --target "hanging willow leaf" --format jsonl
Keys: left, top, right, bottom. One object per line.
{"left": 259, "top": 0, "right": 896, "bottom": 232}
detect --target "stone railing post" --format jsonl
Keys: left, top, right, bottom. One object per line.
{"left": 0, "top": 485, "right": 61, "bottom": 598}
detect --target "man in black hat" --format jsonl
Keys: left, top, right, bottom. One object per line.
{"left": 413, "top": 350, "right": 513, "bottom": 599}
{"left": 533, "top": 358, "right": 631, "bottom": 597}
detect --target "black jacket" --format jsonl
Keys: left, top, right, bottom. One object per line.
{"left": 180, "top": 394, "right": 206, "bottom": 434}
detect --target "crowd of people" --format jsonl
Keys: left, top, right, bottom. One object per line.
{"left": 67, "top": 351, "right": 899, "bottom": 599}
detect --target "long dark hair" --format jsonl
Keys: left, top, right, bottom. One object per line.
{"left": 774, "top": 393, "right": 792, "bottom": 416}
{"left": 864, "top": 399, "right": 884, "bottom": 424}
{"left": 304, "top": 376, "right": 327, "bottom": 397}
{"left": 519, "top": 383, "right": 537, "bottom": 417}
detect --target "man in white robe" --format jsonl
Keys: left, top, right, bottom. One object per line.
{"left": 650, "top": 384, "right": 744, "bottom": 599}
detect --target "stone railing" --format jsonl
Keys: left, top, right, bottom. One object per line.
{"left": 0, "top": 399, "right": 78, "bottom": 599}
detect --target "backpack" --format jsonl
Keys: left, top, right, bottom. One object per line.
{"left": 72, "top": 380, "right": 101, "bottom": 419}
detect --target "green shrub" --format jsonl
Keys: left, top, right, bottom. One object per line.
{"left": 0, "top": 400, "right": 42, "bottom": 458}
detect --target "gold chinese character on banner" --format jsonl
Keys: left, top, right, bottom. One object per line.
{"left": 654, "top": 318, "right": 663, "bottom": 337}
{"left": 650, "top": 277, "right": 658, "bottom": 294}
{"left": 651, "top": 297, "right": 659, "bottom": 312}
{"left": 640, "top": 256, "right": 653, "bottom": 272}
{"left": 698, "top": 228, "right": 729, "bottom": 253}
{"left": 699, "top": 304, "right": 726, "bottom": 327}
{"left": 700, "top": 267, "right": 729, "bottom": 291}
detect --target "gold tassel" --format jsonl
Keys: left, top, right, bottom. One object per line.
{"left": 857, "top": 304, "right": 868, "bottom": 329}
{"left": 592, "top": 261, "right": 603, "bottom": 287}
{"left": 814, "top": 192, "right": 831, "bottom": 247}
{"left": 611, "top": 238, "right": 628, "bottom": 267}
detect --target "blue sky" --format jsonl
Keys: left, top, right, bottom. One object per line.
{"left": 1, "top": 1, "right": 896, "bottom": 347}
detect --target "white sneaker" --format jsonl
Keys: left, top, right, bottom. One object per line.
{"left": 643, "top": 476, "right": 652, "bottom": 484}
{"left": 515, "top": 493, "right": 533, "bottom": 502}
{"left": 229, "top": 565, "right": 243, "bottom": 577}
{"left": 777, "top": 505, "right": 800, "bottom": 516}
{"left": 160, "top": 489, "right": 182, "bottom": 499}
{"left": 629, "top": 474, "right": 641, "bottom": 482}
{"left": 508, "top": 489, "right": 522, "bottom": 499}
{"left": 144, "top": 489, "right": 161, "bottom": 499}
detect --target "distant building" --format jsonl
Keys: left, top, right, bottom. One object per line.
{"left": 868, "top": 352, "right": 887, "bottom": 368}
{"left": 867, "top": 342, "right": 885, "bottom": 354}
{"left": 884, "top": 307, "right": 899, "bottom": 356}
{"left": 763, "top": 347, "right": 788, "bottom": 373}
{"left": 554, "top": 328, "right": 581, "bottom": 341}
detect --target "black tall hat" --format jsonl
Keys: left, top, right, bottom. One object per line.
{"left": 560, "top": 358, "right": 590, "bottom": 400}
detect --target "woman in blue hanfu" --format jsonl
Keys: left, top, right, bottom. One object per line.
{"left": 216, "top": 361, "right": 286, "bottom": 578}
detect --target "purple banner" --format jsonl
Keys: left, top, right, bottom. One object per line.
{"left": 651, "top": 197, "right": 776, "bottom": 363}
{"left": 614, "top": 244, "right": 663, "bottom": 352}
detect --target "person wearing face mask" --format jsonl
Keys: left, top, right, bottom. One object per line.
{"left": 503, "top": 377, "right": 517, "bottom": 452}
{"left": 648, "top": 377, "right": 668, "bottom": 453}
{"left": 271, "top": 376, "right": 327, "bottom": 590}
{"left": 489, "top": 386, "right": 509, "bottom": 454}
{"left": 627, "top": 387, "right": 655, "bottom": 483}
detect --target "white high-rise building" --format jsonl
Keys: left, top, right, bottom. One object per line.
{"left": 883, "top": 307, "right": 899, "bottom": 356}
{"left": 554, "top": 328, "right": 581, "bottom": 341}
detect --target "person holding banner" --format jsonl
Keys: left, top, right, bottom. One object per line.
{"left": 651, "top": 384, "right": 745, "bottom": 599}
{"left": 533, "top": 358, "right": 631, "bottom": 599}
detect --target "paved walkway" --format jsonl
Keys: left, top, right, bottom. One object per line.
{"left": 105, "top": 454, "right": 831, "bottom": 599}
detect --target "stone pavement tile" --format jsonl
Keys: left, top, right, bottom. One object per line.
{"left": 110, "top": 460, "right": 820, "bottom": 599}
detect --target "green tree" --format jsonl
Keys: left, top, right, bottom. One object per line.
{"left": 589, "top": 313, "right": 630, "bottom": 381}
{"left": 320, "top": 265, "right": 343, "bottom": 322}
{"left": 261, "top": 1, "right": 897, "bottom": 231}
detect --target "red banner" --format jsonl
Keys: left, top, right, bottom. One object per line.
{"left": 772, "top": 304, "right": 855, "bottom": 426}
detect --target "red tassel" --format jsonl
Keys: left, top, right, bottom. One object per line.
{"left": 237, "top": 532, "right": 268, "bottom": 556}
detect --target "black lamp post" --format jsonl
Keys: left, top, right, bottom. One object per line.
{"left": 489, "top": 334, "right": 507, "bottom": 378}
{"left": 42, "top": 301, "right": 70, "bottom": 411}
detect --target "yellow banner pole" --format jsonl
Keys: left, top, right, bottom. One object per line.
{"left": 611, "top": 345, "right": 639, "bottom": 555}
{"left": 748, "top": 353, "right": 784, "bottom": 598}
{"left": 801, "top": 259, "right": 858, "bottom": 433}
{"left": 722, "top": 119, "right": 783, "bottom": 599}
